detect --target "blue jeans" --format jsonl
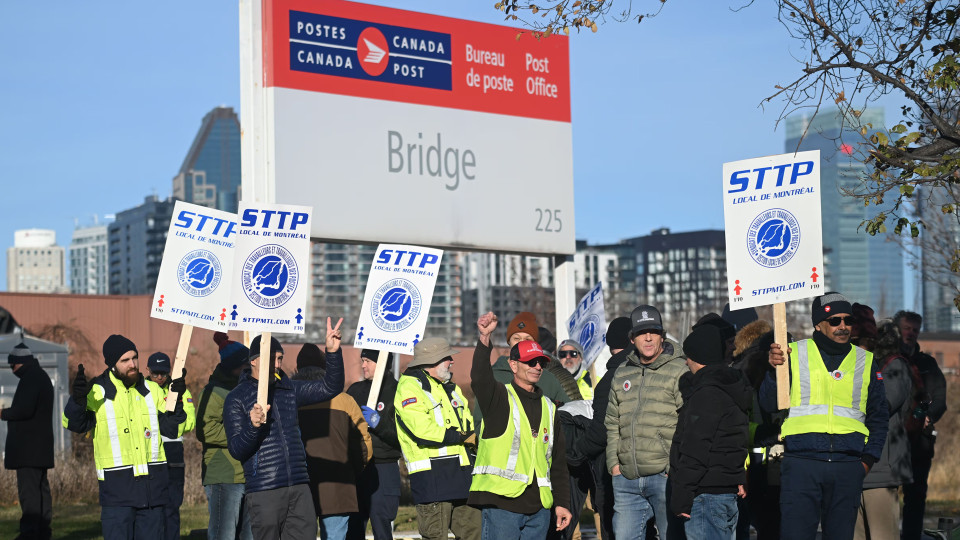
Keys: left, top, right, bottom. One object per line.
{"left": 320, "top": 514, "right": 351, "bottom": 540}
{"left": 481, "top": 507, "right": 549, "bottom": 540}
{"left": 612, "top": 472, "right": 669, "bottom": 540}
{"left": 206, "top": 483, "right": 253, "bottom": 540}
{"left": 684, "top": 493, "right": 738, "bottom": 540}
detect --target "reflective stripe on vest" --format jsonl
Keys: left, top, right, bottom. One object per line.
{"left": 470, "top": 385, "right": 555, "bottom": 506}
{"left": 144, "top": 388, "right": 161, "bottom": 462}
{"left": 102, "top": 399, "right": 125, "bottom": 468}
{"left": 781, "top": 340, "right": 871, "bottom": 437}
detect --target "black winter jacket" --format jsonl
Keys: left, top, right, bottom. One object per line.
{"left": 669, "top": 365, "right": 752, "bottom": 516}
{"left": 224, "top": 350, "right": 344, "bottom": 494}
{"left": 2, "top": 358, "right": 54, "bottom": 469}
{"left": 347, "top": 373, "right": 403, "bottom": 465}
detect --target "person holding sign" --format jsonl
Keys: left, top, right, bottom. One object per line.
{"left": 345, "top": 349, "right": 403, "bottom": 540}
{"left": 761, "top": 293, "right": 888, "bottom": 540}
{"left": 145, "top": 352, "right": 196, "bottom": 540}
{"left": 224, "top": 318, "right": 345, "bottom": 540}
{"left": 395, "top": 337, "right": 480, "bottom": 540}
{"left": 469, "top": 312, "right": 572, "bottom": 538}
{"left": 62, "top": 335, "right": 188, "bottom": 540}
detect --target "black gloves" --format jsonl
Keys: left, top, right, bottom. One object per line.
{"left": 170, "top": 369, "right": 187, "bottom": 395}
{"left": 72, "top": 364, "right": 89, "bottom": 406}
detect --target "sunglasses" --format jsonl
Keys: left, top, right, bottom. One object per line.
{"left": 825, "top": 316, "right": 856, "bottom": 327}
{"left": 558, "top": 350, "right": 580, "bottom": 359}
{"left": 517, "top": 357, "right": 548, "bottom": 368}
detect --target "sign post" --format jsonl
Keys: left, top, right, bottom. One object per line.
{"left": 722, "top": 150, "right": 823, "bottom": 409}
{"left": 151, "top": 201, "right": 239, "bottom": 410}
{"left": 229, "top": 201, "right": 313, "bottom": 409}
{"left": 354, "top": 244, "right": 443, "bottom": 408}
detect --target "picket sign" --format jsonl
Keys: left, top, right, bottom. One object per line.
{"left": 366, "top": 350, "right": 390, "bottom": 410}
{"left": 773, "top": 303, "right": 790, "bottom": 409}
{"left": 165, "top": 325, "right": 194, "bottom": 412}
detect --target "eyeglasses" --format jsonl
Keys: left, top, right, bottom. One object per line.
{"left": 558, "top": 350, "right": 580, "bottom": 359}
{"left": 825, "top": 316, "right": 856, "bottom": 327}
{"left": 517, "top": 357, "right": 548, "bottom": 368}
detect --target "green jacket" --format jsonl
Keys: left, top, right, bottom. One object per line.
{"left": 604, "top": 340, "right": 686, "bottom": 478}
{"left": 196, "top": 366, "right": 245, "bottom": 485}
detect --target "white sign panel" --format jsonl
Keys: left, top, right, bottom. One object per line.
{"left": 723, "top": 150, "right": 825, "bottom": 309}
{"left": 354, "top": 244, "right": 444, "bottom": 356}
{"left": 565, "top": 282, "right": 607, "bottom": 369}
{"left": 230, "top": 202, "right": 312, "bottom": 334}
{"left": 242, "top": 0, "right": 575, "bottom": 255}
{"left": 151, "top": 201, "right": 238, "bottom": 332}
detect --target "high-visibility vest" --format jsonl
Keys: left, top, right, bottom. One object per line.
{"left": 158, "top": 386, "right": 196, "bottom": 443}
{"left": 470, "top": 384, "right": 555, "bottom": 509}
{"left": 61, "top": 372, "right": 167, "bottom": 480}
{"left": 395, "top": 373, "right": 473, "bottom": 474}
{"left": 575, "top": 370, "right": 594, "bottom": 400}
{"left": 780, "top": 339, "right": 871, "bottom": 439}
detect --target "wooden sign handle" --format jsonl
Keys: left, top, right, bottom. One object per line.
{"left": 165, "top": 325, "right": 193, "bottom": 412}
{"left": 774, "top": 303, "right": 790, "bottom": 410}
{"left": 257, "top": 331, "right": 271, "bottom": 410}
{"left": 366, "top": 350, "right": 389, "bottom": 410}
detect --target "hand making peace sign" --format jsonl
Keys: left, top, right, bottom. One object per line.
{"left": 326, "top": 317, "right": 344, "bottom": 352}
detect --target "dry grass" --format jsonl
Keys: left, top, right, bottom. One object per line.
{"left": 0, "top": 432, "right": 205, "bottom": 506}
{"left": 927, "top": 376, "right": 959, "bottom": 501}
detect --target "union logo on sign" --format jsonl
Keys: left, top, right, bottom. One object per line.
{"left": 746, "top": 208, "right": 801, "bottom": 268}
{"left": 578, "top": 315, "right": 600, "bottom": 354}
{"left": 371, "top": 278, "right": 422, "bottom": 332}
{"left": 178, "top": 250, "right": 222, "bottom": 297}
{"left": 242, "top": 244, "right": 299, "bottom": 309}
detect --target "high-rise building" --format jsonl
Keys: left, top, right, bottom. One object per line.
{"left": 785, "top": 108, "right": 904, "bottom": 315}
{"left": 69, "top": 223, "right": 109, "bottom": 295}
{"left": 172, "top": 106, "right": 242, "bottom": 212}
{"left": 919, "top": 184, "right": 960, "bottom": 331}
{"left": 108, "top": 196, "right": 176, "bottom": 295}
{"left": 6, "top": 229, "right": 65, "bottom": 293}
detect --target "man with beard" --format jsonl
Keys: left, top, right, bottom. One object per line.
{"left": 763, "top": 292, "right": 888, "bottom": 540}
{"left": 224, "top": 319, "right": 345, "bottom": 540}
{"left": 62, "top": 334, "right": 188, "bottom": 540}
{"left": 395, "top": 337, "right": 479, "bottom": 540}
{"left": 558, "top": 339, "right": 592, "bottom": 400}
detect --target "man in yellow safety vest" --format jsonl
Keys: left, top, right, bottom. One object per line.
{"left": 468, "top": 312, "right": 572, "bottom": 538}
{"left": 763, "top": 292, "right": 888, "bottom": 540}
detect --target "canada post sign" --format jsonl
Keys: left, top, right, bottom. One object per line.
{"left": 251, "top": 0, "right": 575, "bottom": 255}
{"left": 722, "top": 151, "right": 824, "bottom": 309}
{"left": 289, "top": 11, "right": 451, "bottom": 90}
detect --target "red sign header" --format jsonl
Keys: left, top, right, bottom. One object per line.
{"left": 264, "top": 0, "right": 571, "bottom": 122}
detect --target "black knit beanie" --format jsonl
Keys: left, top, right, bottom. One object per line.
{"left": 103, "top": 334, "right": 138, "bottom": 368}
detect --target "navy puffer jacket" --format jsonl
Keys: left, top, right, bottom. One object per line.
{"left": 224, "top": 349, "right": 343, "bottom": 494}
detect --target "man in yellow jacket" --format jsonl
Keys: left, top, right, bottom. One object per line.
{"left": 146, "top": 352, "right": 197, "bottom": 540}
{"left": 395, "top": 337, "right": 480, "bottom": 540}
{"left": 62, "top": 334, "right": 187, "bottom": 540}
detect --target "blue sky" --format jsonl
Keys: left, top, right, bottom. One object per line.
{"left": 0, "top": 1, "right": 911, "bottom": 301}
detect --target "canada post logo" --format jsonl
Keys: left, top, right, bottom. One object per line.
{"left": 289, "top": 11, "right": 452, "bottom": 90}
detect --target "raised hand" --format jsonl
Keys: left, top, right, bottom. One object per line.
{"left": 326, "top": 317, "right": 344, "bottom": 352}
{"left": 72, "top": 364, "right": 89, "bottom": 406}
{"left": 170, "top": 369, "right": 187, "bottom": 394}
{"left": 477, "top": 312, "right": 498, "bottom": 346}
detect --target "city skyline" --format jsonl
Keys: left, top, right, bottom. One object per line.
{"left": 1, "top": 1, "right": 916, "bottom": 309}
